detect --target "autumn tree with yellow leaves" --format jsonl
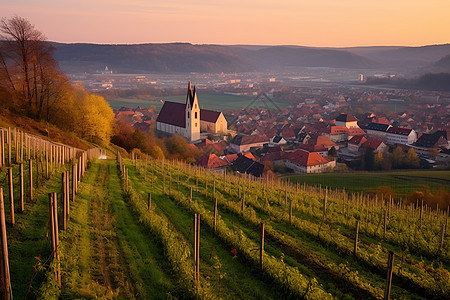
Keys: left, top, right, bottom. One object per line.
{"left": 0, "top": 16, "right": 114, "bottom": 145}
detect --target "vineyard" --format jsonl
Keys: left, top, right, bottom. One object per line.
{"left": 0, "top": 127, "right": 448, "bottom": 299}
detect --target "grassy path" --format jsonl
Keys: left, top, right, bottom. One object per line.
{"left": 58, "top": 159, "right": 178, "bottom": 298}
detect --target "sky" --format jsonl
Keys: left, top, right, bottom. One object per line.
{"left": 1, "top": 0, "right": 449, "bottom": 47}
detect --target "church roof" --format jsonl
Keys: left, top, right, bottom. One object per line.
{"left": 336, "top": 113, "right": 358, "bottom": 122}
{"left": 156, "top": 101, "right": 186, "bottom": 128}
{"left": 200, "top": 109, "right": 221, "bottom": 123}
{"left": 186, "top": 81, "right": 196, "bottom": 108}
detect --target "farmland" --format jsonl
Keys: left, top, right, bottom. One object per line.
{"left": 107, "top": 93, "right": 287, "bottom": 111}
{"left": 1, "top": 135, "right": 449, "bottom": 299}
{"left": 287, "top": 170, "right": 450, "bottom": 199}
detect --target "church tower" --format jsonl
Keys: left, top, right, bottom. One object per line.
{"left": 185, "top": 81, "right": 201, "bottom": 141}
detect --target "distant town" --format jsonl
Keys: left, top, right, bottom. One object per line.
{"left": 104, "top": 73, "right": 450, "bottom": 177}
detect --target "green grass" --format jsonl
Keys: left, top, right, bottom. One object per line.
{"left": 58, "top": 160, "right": 178, "bottom": 298}
{"left": 107, "top": 93, "right": 288, "bottom": 111}
{"left": 287, "top": 170, "right": 450, "bottom": 198}
{"left": 127, "top": 162, "right": 287, "bottom": 299}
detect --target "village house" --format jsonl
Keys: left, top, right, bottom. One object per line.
{"left": 412, "top": 131, "right": 448, "bottom": 156}
{"left": 386, "top": 127, "right": 417, "bottom": 145}
{"left": 284, "top": 149, "right": 335, "bottom": 174}
{"left": 228, "top": 134, "right": 269, "bottom": 153}
{"left": 364, "top": 123, "right": 391, "bottom": 141}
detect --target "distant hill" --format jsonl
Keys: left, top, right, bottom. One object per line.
{"left": 51, "top": 42, "right": 450, "bottom": 74}
{"left": 52, "top": 42, "right": 376, "bottom": 74}
{"left": 345, "top": 44, "right": 450, "bottom": 68}
{"left": 421, "top": 54, "right": 450, "bottom": 73}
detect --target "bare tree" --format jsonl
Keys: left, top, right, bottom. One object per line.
{"left": 0, "top": 16, "right": 62, "bottom": 119}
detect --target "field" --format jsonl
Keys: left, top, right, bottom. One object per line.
{"left": 2, "top": 140, "right": 449, "bottom": 299}
{"left": 287, "top": 170, "right": 450, "bottom": 198}
{"left": 107, "top": 93, "right": 287, "bottom": 111}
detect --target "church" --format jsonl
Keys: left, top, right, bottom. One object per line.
{"left": 156, "top": 82, "right": 227, "bottom": 141}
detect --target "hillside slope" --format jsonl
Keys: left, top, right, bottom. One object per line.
{"left": 52, "top": 42, "right": 376, "bottom": 73}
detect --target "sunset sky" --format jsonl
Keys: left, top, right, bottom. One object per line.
{"left": 1, "top": 0, "right": 449, "bottom": 47}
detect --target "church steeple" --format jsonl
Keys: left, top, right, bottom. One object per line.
{"left": 186, "top": 80, "right": 196, "bottom": 108}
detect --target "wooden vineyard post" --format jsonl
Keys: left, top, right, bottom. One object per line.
{"left": 19, "top": 164, "right": 24, "bottom": 212}
{"left": 7, "top": 128, "right": 11, "bottom": 166}
{"left": 50, "top": 193, "right": 61, "bottom": 286}
{"left": 388, "top": 196, "right": 391, "bottom": 221}
{"left": 384, "top": 251, "right": 394, "bottom": 300}
{"left": 0, "top": 188, "right": 11, "bottom": 300}
{"left": 169, "top": 173, "right": 172, "bottom": 195}
{"left": 285, "top": 181, "right": 288, "bottom": 207}
{"left": 241, "top": 192, "right": 245, "bottom": 212}
{"left": 383, "top": 210, "right": 387, "bottom": 238}
{"left": 7, "top": 168, "right": 14, "bottom": 226}
{"left": 190, "top": 187, "right": 193, "bottom": 202}
{"left": 193, "top": 214, "right": 200, "bottom": 287}
{"left": 205, "top": 180, "right": 208, "bottom": 199}
{"left": 419, "top": 200, "right": 423, "bottom": 229}
{"left": 323, "top": 189, "right": 328, "bottom": 220}
{"left": 72, "top": 164, "right": 77, "bottom": 202}
{"left": 0, "top": 130, "right": 3, "bottom": 168}
{"left": 125, "top": 167, "right": 128, "bottom": 193}
{"left": 29, "top": 159, "right": 33, "bottom": 202}
{"left": 354, "top": 220, "right": 359, "bottom": 257}
{"left": 62, "top": 173, "right": 67, "bottom": 231}
{"left": 148, "top": 193, "right": 151, "bottom": 211}
{"left": 214, "top": 198, "right": 218, "bottom": 234}
{"left": 446, "top": 206, "right": 449, "bottom": 236}
{"left": 440, "top": 224, "right": 445, "bottom": 251}
{"left": 260, "top": 223, "right": 265, "bottom": 271}
{"left": 66, "top": 171, "right": 70, "bottom": 216}
{"left": 289, "top": 198, "right": 293, "bottom": 225}
{"left": 163, "top": 172, "right": 165, "bottom": 194}
{"left": 213, "top": 176, "right": 215, "bottom": 200}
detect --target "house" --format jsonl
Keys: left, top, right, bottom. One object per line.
{"left": 348, "top": 135, "right": 367, "bottom": 153}
{"left": 386, "top": 127, "right": 417, "bottom": 145}
{"left": 156, "top": 81, "right": 227, "bottom": 141}
{"left": 412, "top": 131, "right": 448, "bottom": 156}
{"left": 284, "top": 149, "right": 335, "bottom": 174}
{"left": 195, "top": 153, "right": 228, "bottom": 169}
{"left": 228, "top": 134, "right": 269, "bottom": 153}
{"left": 297, "top": 132, "right": 311, "bottom": 144}
{"left": 200, "top": 109, "right": 228, "bottom": 134}
{"left": 360, "top": 138, "right": 388, "bottom": 153}
{"left": 222, "top": 152, "right": 255, "bottom": 164}
{"left": 230, "top": 156, "right": 264, "bottom": 177}
{"left": 270, "top": 136, "right": 287, "bottom": 145}
{"left": 365, "top": 123, "right": 391, "bottom": 140}
{"left": 335, "top": 113, "right": 359, "bottom": 128}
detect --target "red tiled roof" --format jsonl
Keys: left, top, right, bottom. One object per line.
{"left": 200, "top": 109, "right": 221, "bottom": 123}
{"left": 348, "top": 127, "right": 366, "bottom": 136}
{"left": 286, "top": 149, "right": 329, "bottom": 167}
{"left": 156, "top": 101, "right": 186, "bottom": 128}
{"left": 309, "top": 135, "right": 336, "bottom": 149}
{"left": 387, "top": 127, "right": 412, "bottom": 135}
{"left": 195, "top": 153, "right": 228, "bottom": 168}
{"left": 348, "top": 135, "right": 367, "bottom": 145}
{"left": 260, "top": 151, "right": 286, "bottom": 162}
{"left": 224, "top": 152, "right": 255, "bottom": 164}
{"left": 362, "top": 138, "right": 384, "bottom": 150}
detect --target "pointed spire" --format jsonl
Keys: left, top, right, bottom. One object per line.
{"left": 188, "top": 80, "right": 191, "bottom": 93}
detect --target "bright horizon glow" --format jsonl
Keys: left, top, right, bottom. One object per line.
{"left": 1, "top": 0, "right": 449, "bottom": 47}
